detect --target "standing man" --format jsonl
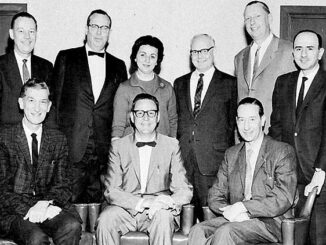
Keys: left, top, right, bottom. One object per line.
{"left": 188, "top": 97, "right": 298, "bottom": 245}
{"left": 270, "top": 30, "right": 326, "bottom": 245}
{"left": 52, "top": 9, "right": 127, "bottom": 204}
{"left": 0, "top": 79, "right": 81, "bottom": 245}
{"left": 0, "top": 12, "right": 53, "bottom": 126}
{"left": 174, "top": 34, "right": 237, "bottom": 220}
{"left": 235, "top": 1, "right": 296, "bottom": 132}
{"left": 96, "top": 93, "right": 192, "bottom": 245}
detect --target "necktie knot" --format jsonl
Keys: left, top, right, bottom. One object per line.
{"left": 199, "top": 73, "right": 204, "bottom": 78}
{"left": 88, "top": 51, "right": 105, "bottom": 58}
{"left": 23, "top": 59, "right": 27, "bottom": 64}
{"left": 136, "top": 141, "right": 156, "bottom": 148}
{"left": 31, "top": 133, "right": 37, "bottom": 140}
{"left": 302, "top": 76, "right": 308, "bottom": 83}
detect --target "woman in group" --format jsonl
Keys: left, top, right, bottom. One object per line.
{"left": 111, "top": 35, "right": 177, "bottom": 139}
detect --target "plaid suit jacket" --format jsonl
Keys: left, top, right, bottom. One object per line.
{"left": 0, "top": 123, "right": 76, "bottom": 236}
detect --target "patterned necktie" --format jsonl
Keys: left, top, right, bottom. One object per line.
{"left": 193, "top": 73, "right": 204, "bottom": 118}
{"left": 296, "top": 76, "right": 308, "bottom": 118}
{"left": 31, "top": 133, "right": 38, "bottom": 167}
{"left": 22, "top": 59, "right": 30, "bottom": 83}
{"left": 252, "top": 46, "right": 260, "bottom": 83}
{"left": 244, "top": 148, "right": 254, "bottom": 200}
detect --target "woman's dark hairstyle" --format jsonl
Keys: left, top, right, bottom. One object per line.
{"left": 129, "top": 35, "right": 164, "bottom": 75}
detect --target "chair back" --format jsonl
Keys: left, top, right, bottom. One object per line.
{"left": 299, "top": 186, "right": 318, "bottom": 218}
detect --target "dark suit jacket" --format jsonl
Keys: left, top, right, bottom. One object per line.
{"left": 0, "top": 51, "right": 53, "bottom": 126}
{"left": 51, "top": 46, "right": 127, "bottom": 164}
{"left": 174, "top": 68, "right": 237, "bottom": 175}
{"left": 208, "top": 135, "right": 298, "bottom": 239}
{"left": 269, "top": 69, "right": 326, "bottom": 184}
{"left": 104, "top": 133, "right": 193, "bottom": 219}
{"left": 235, "top": 36, "right": 296, "bottom": 132}
{"left": 0, "top": 123, "right": 78, "bottom": 236}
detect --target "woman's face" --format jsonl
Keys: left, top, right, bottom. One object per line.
{"left": 135, "top": 44, "right": 158, "bottom": 75}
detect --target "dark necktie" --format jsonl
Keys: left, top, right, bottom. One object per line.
{"left": 22, "top": 59, "right": 30, "bottom": 83}
{"left": 136, "top": 141, "right": 157, "bottom": 147}
{"left": 296, "top": 76, "right": 308, "bottom": 118}
{"left": 193, "top": 73, "right": 204, "bottom": 118}
{"left": 252, "top": 46, "right": 260, "bottom": 82}
{"left": 88, "top": 51, "right": 105, "bottom": 58}
{"left": 31, "top": 133, "right": 38, "bottom": 166}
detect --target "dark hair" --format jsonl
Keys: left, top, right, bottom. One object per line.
{"left": 238, "top": 97, "right": 264, "bottom": 117}
{"left": 86, "top": 9, "right": 112, "bottom": 29}
{"left": 293, "top": 29, "right": 323, "bottom": 49}
{"left": 11, "top": 12, "right": 37, "bottom": 30}
{"left": 19, "top": 78, "right": 50, "bottom": 100}
{"left": 129, "top": 35, "right": 164, "bottom": 75}
{"left": 246, "top": 1, "right": 270, "bottom": 14}
{"left": 131, "top": 93, "right": 159, "bottom": 112}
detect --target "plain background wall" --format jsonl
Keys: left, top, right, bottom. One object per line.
{"left": 1, "top": 0, "right": 325, "bottom": 82}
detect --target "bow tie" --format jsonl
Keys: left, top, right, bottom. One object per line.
{"left": 136, "top": 141, "right": 157, "bottom": 148}
{"left": 88, "top": 51, "right": 105, "bottom": 58}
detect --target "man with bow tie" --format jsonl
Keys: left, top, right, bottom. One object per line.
{"left": 96, "top": 93, "right": 193, "bottom": 245}
{"left": 51, "top": 9, "right": 127, "bottom": 204}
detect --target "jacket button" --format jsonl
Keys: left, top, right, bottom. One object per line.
{"left": 294, "top": 132, "right": 298, "bottom": 136}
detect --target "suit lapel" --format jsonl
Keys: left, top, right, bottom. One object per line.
{"left": 253, "top": 136, "right": 267, "bottom": 180}
{"left": 129, "top": 136, "right": 141, "bottom": 184}
{"left": 200, "top": 69, "right": 219, "bottom": 111}
{"left": 297, "top": 69, "right": 324, "bottom": 121}
{"left": 289, "top": 72, "right": 300, "bottom": 124}
{"left": 8, "top": 52, "right": 24, "bottom": 91}
{"left": 242, "top": 46, "right": 251, "bottom": 88}
{"left": 146, "top": 136, "right": 161, "bottom": 187}
{"left": 37, "top": 128, "right": 50, "bottom": 173}
{"left": 16, "top": 124, "right": 32, "bottom": 173}
{"left": 79, "top": 47, "right": 94, "bottom": 103}
{"left": 184, "top": 74, "right": 193, "bottom": 116}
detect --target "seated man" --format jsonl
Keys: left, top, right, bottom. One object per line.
{"left": 0, "top": 79, "right": 81, "bottom": 245}
{"left": 96, "top": 93, "right": 193, "bottom": 245}
{"left": 188, "top": 97, "right": 298, "bottom": 245}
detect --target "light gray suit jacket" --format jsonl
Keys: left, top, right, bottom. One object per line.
{"left": 104, "top": 133, "right": 193, "bottom": 216}
{"left": 208, "top": 135, "right": 298, "bottom": 239}
{"left": 234, "top": 36, "right": 296, "bottom": 132}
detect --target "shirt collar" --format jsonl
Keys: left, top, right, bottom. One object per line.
{"left": 299, "top": 63, "right": 320, "bottom": 80}
{"left": 22, "top": 119, "right": 43, "bottom": 138}
{"left": 194, "top": 66, "right": 215, "bottom": 77}
{"left": 245, "top": 133, "right": 264, "bottom": 153}
{"left": 85, "top": 44, "right": 105, "bottom": 54}
{"left": 252, "top": 32, "right": 273, "bottom": 50}
{"left": 14, "top": 50, "right": 31, "bottom": 63}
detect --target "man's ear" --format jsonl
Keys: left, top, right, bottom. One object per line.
{"left": 18, "top": 97, "right": 24, "bottom": 110}
{"left": 47, "top": 101, "right": 52, "bottom": 113}
{"left": 130, "top": 111, "right": 135, "bottom": 124}
{"left": 9, "top": 29, "right": 14, "bottom": 40}
{"left": 157, "top": 111, "right": 160, "bottom": 123}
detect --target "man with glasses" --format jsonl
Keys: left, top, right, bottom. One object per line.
{"left": 96, "top": 93, "right": 192, "bottom": 245}
{"left": 0, "top": 12, "right": 53, "bottom": 127}
{"left": 235, "top": 1, "right": 296, "bottom": 133}
{"left": 51, "top": 9, "right": 127, "bottom": 204}
{"left": 174, "top": 34, "right": 237, "bottom": 221}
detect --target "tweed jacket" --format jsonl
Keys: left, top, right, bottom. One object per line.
{"left": 0, "top": 51, "right": 53, "bottom": 126}
{"left": 235, "top": 36, "right": 296, "bottom": 132}
{"left": 208, "top": 135, "right": 298, "bottom": 237}
{"left": 104, "top": 133, "right": 193, "bottom": 216}
{"left": 0, "top": 123, "right": 77, "bottom": 236}
{"left": 112, "top": 73, "right": 177, "bottom": 138}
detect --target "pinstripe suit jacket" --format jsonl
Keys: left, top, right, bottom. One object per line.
{"left": 0, "top": 123, "right": 77, "bottom": 236}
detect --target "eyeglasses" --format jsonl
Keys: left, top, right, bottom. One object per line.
{"left": 88, "top": 24, "right": 110, "bottom": 33}
{"left": 132, "top": 110, "right": 158, "bottom": 118}
{"left": 190, "top": 46, "right": 214, "bottom": 56}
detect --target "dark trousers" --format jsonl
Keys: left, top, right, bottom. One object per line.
{"left": 185, "top": 149, "right": 216, "bottom": 221}
{"left": 71, "top": 138, "right": 104, "bottom": 204}
{"left": 8, "top": 210, "right": 81, "bottom": 245}
{"left": 297, "top": 184, "right": 326, "bottom": 245}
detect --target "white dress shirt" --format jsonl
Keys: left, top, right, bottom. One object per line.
{"left": 296, "top": 64, "right": 319, "bottom": 105}
{"left": 14, "top": 51, "right": 31, "bottom": 84}
{"left": 190, "top": 66, "right": 215, "bottom": 109}
{"left": 85, "top": 44, "right": 106, "bottom": 103}
{"left": 22, "top": 120, "right": 42, "bottom": 164}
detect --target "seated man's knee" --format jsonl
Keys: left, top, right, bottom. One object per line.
{"left": 97, "top": 206, "right": 128, "bottom": 232}
{"left": 214, "top": 222, "right": 238, "bottom": 239}
{"left": 151, "top": 209, "right": 174, "bottom": 227}
{"left": 28, "top": 230, "right": 49, "bottom": 245}
{"left": 60, "top": 215, "right": 82, "bottom": 235}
